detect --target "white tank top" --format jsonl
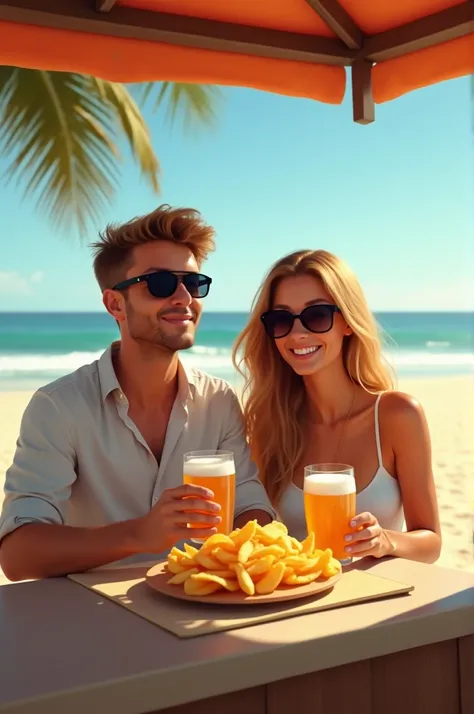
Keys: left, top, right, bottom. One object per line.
{"left": 277, "top": 393, "right": 405, "bottom": 541}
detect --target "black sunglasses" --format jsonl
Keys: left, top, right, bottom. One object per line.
{"left": 113, "top": 270, "right": 212, "bottom": 299}
{"left": 261, "top": 304, "right": 342, "bottom": 339}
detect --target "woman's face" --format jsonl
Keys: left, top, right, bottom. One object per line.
{"left": 270, "top": 274, "right": 351, "bottom": 377}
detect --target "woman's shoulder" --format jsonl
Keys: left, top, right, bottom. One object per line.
{"left": 378, "top": 390, "right": 427, "bottom": 432}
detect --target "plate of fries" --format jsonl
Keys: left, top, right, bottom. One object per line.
{"left": 146, "top": 520, "right": 342, "bottom": 604}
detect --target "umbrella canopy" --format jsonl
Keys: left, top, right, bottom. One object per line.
{"left": 0, "top": 0, "right": 472, "bottom": 123}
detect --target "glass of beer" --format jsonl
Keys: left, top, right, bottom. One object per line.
{"left": 303, "top": 463, "right": 356, "bottom": 565}
{"left": 183, "top": 450, "right": 236, "bottom": 541}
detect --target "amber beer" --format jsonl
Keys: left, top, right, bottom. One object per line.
{"left": 183, "top": 450, "right": 236, "bottom": 540}
{"left": 303, "top": 464, "right": 356, "bottom": 564}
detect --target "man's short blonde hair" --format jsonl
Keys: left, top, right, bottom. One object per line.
{"left": 91, "top": 204, "right": 216, "bottom": 291}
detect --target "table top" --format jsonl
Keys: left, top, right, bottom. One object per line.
{"left": 0, "top": 558, "right": 473, "bottom": 714}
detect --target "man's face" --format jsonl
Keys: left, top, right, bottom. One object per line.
{"left": 105, "top": 241, "right": 205, "bottom": 353}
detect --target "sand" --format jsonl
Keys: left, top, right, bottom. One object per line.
{"left": 0, "top": 376, "right": 473, "bottom": 579}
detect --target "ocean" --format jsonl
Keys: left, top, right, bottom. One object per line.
{"left": 0, "top": 311, "right": 473, "bottom": 391}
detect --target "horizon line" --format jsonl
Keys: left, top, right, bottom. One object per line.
{"left": 1, "top": 309, "right": 473, "bottom": 315}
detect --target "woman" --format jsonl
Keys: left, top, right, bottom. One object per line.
{"left": 233, "top": 250, "right": 441, "bottom": 563}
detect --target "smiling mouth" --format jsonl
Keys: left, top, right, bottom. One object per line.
{"left": 290, "top": 346, "right": 321, "bottom": 357}
{"left": 161, "top": 315, "right": 194, "bottom": 325}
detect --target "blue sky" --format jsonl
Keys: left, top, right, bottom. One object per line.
{"left": 0, "top": 75, "right": 472, "bottom": 313}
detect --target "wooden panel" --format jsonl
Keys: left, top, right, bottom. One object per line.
{"left": 305, "top": 0, "right": 363, "bottom": 49}
{"left": 267, "top": 659, "right": 372, "bottom": 714}
{"left": 352, "top": 59, "right": 375, "bottom": 125}
{"left": 96, "top": 0, "right": 117, "bottom": 11}
{"left": 0, "top": 0, "right": 356, "bottom": 66}
{"left": 157, "top": 686, "right": 266, "bottom": 714}
{"left": 371, "top": 639, "right": 460, "bottom": 714}
{"left": 363, "top": 4, "right": 474, "bottom": 63}
{"left": 459, "top": 635, "right": 474, "bottom": 714}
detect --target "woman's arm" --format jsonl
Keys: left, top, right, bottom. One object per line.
{"left": 382, "top": 391, "right": 441, "bottom": 563}
{"left": 345, "top": 392, "right": 442, "bottom": 564}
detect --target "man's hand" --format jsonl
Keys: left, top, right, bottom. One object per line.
{"left": 135, "top": 483, "right": 222, "bottom": 552}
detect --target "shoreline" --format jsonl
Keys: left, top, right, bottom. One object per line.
{"left": 1, "top": 375, "right": 473, "bottom": 576}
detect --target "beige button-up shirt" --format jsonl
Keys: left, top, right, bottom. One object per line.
{"left": 0, "top": 345, "right": 275, "bottom": 544}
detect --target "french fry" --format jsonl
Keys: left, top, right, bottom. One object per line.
{"left": 315, "top": 548, "right": 333, "bottom": 574}
{"left": 283, "top": 571, "right": 321, "bottom": 586}
{"left": 184, "top": 577, "right": 222, "bottom": 596}
{"left": 290, "top": 537, "right": 303, "bottom": 553}
{"left": 322, "top": 560, "right": 342, "bottom": 578}
{"left": 298, "top": 557, "right": 322, "bottom": 575}
{"left": 283, "top": 555, "right": 308, "bottom": 569}
{"left": 209, "top": 569, "right": 236, "bottom": 579}
{"left": 166, "top": 519, "right": 342, "bottom": 598}
{"left": 255, "top": 562, "right": 286, "bottom": 594}
{"left": 272, "top": 521, "right": 288, "bottom": 535}
{"left": 230, "top": 519, "right": 258, "bottom": 548}
{"left": 246, "top": 554, "right": 275, "bottom": 577}
{"left": 166, "top": 555, "right": 188, "bottom": 574}
{"left": 170, "top": 546, "right": 187, "bottom": 560}
{"left": 258, "top": 523, "right": 285, "bottom": 545}
{"left": 232, "top": 562, "right": 255, "bottom": 596}
{"left": 167, "top": 568, "right": 199, "bottom": 585}
{"left": 195, "top": 551, "right": 222, "bottom": 570}
{"left": 277, "top": 534, "right": 298, "bottom": 554}
{"left": 249, "top": 544, "right": 286, "bottom": 560}
{"left": 193, "top": 572, "right": 240, "bottom": 592}
{"left": 184, "top": 543, "right": 199, "bottom": 557}
{"left": 237, "top": 539, "right": 254, "bottom": 563}
{"left": 214, "top": 547, "right": 238, "bottom": 565}
{"left": 179, "top": 555, "right": 197, "bottom": 568}
{"left": 300, "top": 532, "right": 315, "bottom": 554}
{"left": 200, "top": 533, "right": 236, "bottom": 552}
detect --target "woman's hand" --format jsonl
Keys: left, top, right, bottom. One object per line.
{"left": 344, "top": 512, "right": 395, "bottom": 559}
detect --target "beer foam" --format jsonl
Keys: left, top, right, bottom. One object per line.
{"left": 185, "top": 457, "right": 234, "bottom": 477}
{"left": 304, "top": 472, "right": 355, "bottom": 496}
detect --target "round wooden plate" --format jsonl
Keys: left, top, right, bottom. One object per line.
{"left": 145, "top": 560, "right": 341, "bottom": 605}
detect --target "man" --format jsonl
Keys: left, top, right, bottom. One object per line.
{"left": 0, "top": 205, "right": 275, "bottom": 581}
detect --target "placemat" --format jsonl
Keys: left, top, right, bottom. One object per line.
{"left": 68, "top": 562, "right": 413, "bottom": 638}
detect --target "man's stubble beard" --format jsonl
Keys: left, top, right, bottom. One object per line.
{"left": 125, "top": 300, "right": 197, "bottom": 354}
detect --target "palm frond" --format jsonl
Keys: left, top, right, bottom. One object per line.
{"left": 93, "top": 78, "right": 160, "bottom": 192}
{"left": 139, "top": 81, "right": 221, "bottom": 132}
{"left": 0, "top": 68, "right": 160, "bottom": 235}
{"left": 0, "top": 68, "right": 219, "bottom": 235}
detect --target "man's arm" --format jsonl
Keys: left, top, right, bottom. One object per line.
{"left": 234, "top": 509, "right": 272, "bottom": 529}
{"left": 0, "top": 521, "right": 145, "bottom": 581}
{"left": 0, "top": 390, "right": 144, "bottom": 581}
{"left": 218, "top": 385, "right": 276, "bottom": 527}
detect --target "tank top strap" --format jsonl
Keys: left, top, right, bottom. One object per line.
{"left": 374, "top": 392, "right": 384, "bottom": 469}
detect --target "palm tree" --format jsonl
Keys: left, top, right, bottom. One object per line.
{"left": 0, "top": 68, "right": 219, "bottom": 235}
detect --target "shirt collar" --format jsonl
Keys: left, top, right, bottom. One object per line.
{"left": 98, "top": 342, "right": 196, "bottom": 403}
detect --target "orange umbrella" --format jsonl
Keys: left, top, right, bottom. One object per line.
{"left": 0, "top": 0, "right": 472, "bottom": 123}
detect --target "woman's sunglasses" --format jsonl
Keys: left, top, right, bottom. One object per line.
{"left": 261, "top": 304, "right": 342, "bottom": 339}
{"left": 113, "top": 270, "right": 212, "bottom": 299}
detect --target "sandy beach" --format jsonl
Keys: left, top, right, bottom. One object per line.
{"left": 0, "top": 376, "right": 473, "bottom": 578}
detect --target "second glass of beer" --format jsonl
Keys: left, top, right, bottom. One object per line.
{"left": 183, "top": 450, "right": 236, "bottom": 540}
{"left": 303, "top": 463, "right": 356, "bottom": 565}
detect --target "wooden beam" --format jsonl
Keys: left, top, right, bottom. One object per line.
{"left": 0, "top": 0, "right": 356, "bottom": 66}
{"left": 305, "top": 0, "right": 363, "bottom": 49}
{"left": 363, "top": 2, "right": 474, "bottom": 62}
{"left": 96, "top": 0, "right": 117, "bottom": 12}
{"left": 352, "top": 59, "right": 374, "bottom": 125}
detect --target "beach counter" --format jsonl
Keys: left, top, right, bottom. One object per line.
{"left": 0, "top": 558, "right": 473, "bottom": 714}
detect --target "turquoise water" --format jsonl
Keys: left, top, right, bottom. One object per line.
{"left": 0, "top": 311, "right": 472, "bottom": 390}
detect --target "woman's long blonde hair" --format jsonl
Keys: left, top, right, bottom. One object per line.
{"left": 232, "top": 249, "right": 395, "bottom": 508}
